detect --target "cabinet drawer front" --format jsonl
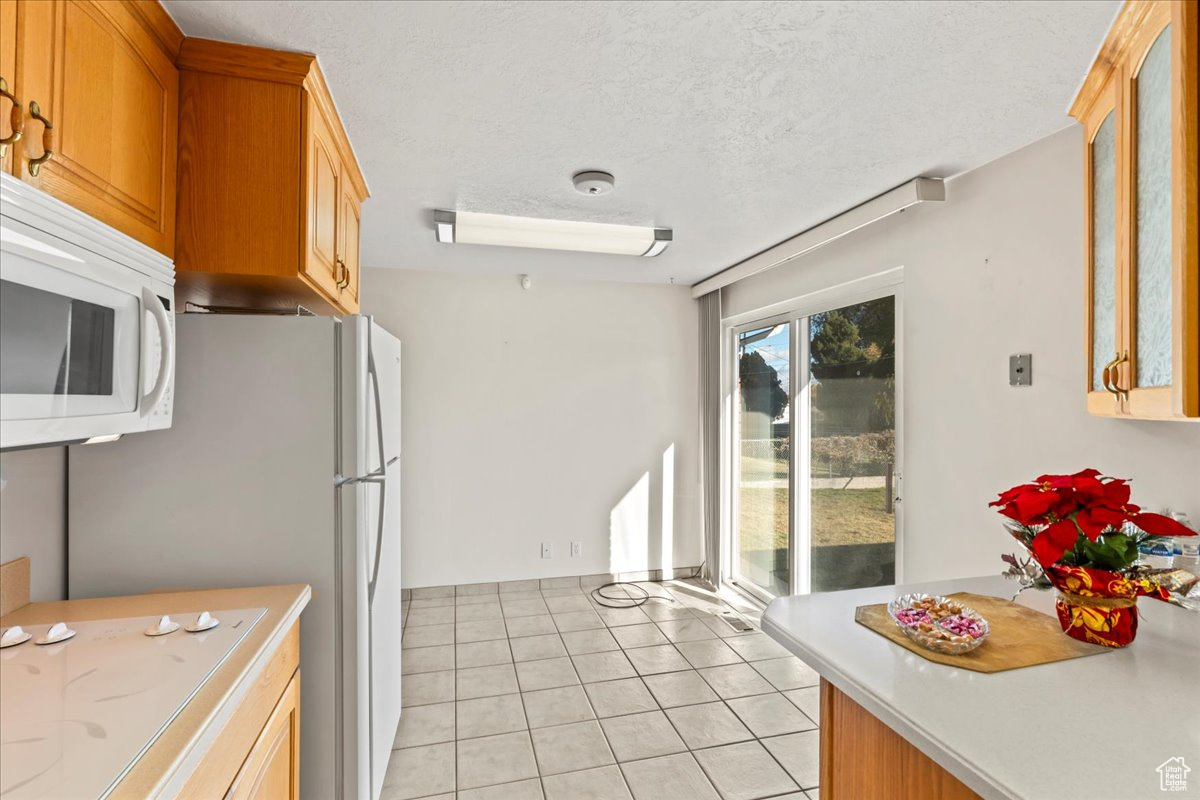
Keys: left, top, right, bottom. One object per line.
{"left": 16, "top": 0, "right": 177, "bottom": 256}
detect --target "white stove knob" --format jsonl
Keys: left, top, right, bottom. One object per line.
{"left": 185, "top": 611, "right": 219, "bottom": 633}
{"left": 1, "top": 626, "right": 32, "bottom": 648}
{"left": 35, "top": 622, "right": 76, "bottom": 645}
{"left": 144, "top": 615, "right": 181, "bottom": 637}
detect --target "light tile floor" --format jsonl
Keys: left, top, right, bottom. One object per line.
{"left": 385, "top": 576, "right": 820, "bottom": 800}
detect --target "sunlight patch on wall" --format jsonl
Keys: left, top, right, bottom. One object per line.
{"left": 610, "top": 471, "right": 649, "bottom": 573}
{"left": 661, "top": 444, "right": 675, "bottom": 574}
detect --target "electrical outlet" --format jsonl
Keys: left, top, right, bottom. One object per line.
{"left": 570, "top": 542, "right": 582, "bottom": 557}
{"left": 541, "top": 542, "right": 552, "bottom": 559}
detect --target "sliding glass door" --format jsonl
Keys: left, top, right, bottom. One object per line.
{"left": 731, "top": 292, "right": 898, "bottom": 601}
{"left": 805, "top": 296, "right": 897, "bottom": 591}
{"left": 733, "top": 322, "right": 792, "bottom": 599}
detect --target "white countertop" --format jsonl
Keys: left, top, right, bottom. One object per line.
{"left": 1, "top": 608, "right": 267, "bottom": 799}
{"left": 1, "top": 584, "right": 310, "bottom": 799}
{"left": 761, "top": 575, "right": 1200, "bottom": 800}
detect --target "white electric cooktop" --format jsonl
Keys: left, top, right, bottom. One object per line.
{"left": 0, "top": 607, "right": 265, "bottom": 800}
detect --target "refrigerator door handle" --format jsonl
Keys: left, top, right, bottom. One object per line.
{"left": 335, "top": 470, "right": 384, "bottom": 486}
{"left": 369, "top": 474, "right": 385, "bottom": 605}
{"left": 333, "top": 322, "right": 392, "bottom": 488}
{"left": 365, "top": 323, "right": 389, "bottom": 606}
{"left": 367, "top": 321, "right": 387, "bottom": 477}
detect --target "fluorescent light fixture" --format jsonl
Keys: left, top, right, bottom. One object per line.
{"left": 434, "top": 210, "right": 671, "bottom": 257}
{"left": 83, "top": 433, "right": 122, "bottom": 445}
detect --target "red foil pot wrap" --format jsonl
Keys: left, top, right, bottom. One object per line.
{"left": 1043, "top": 564, "right": 1171, "bottom": 648}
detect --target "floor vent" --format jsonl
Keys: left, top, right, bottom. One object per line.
{"left": 720, "top": 612, "right": 755, "bottom": 632}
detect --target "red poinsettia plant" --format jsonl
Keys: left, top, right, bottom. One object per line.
{"left": 991, "top": 469, "right": 1196, "bottom": 648}
{"left": 990, "top": 468, "right": 1196, "bottom": 569}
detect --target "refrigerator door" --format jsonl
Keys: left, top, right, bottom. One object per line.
{"left": 340, "top": 317, "right": 403, "bottom": 800}
{"left": 365, "top": 321, "right": 403, "bottom": 800}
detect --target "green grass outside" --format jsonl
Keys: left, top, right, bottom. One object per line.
{"left": 737, "top": 486, "right": 895, "bottom": 557}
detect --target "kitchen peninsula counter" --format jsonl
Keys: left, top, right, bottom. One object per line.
{"left": 761, "top": 575, "right": 1200, "bottom": 800}
{"left": 0, "top": 583, "right": 311, "bottom": 799}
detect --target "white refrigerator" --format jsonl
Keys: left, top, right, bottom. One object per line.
{"left": 67, "top": 313, "right": 403, "bottom": 800}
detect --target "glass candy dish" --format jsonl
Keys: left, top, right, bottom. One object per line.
{"left": 886, "top": 593, "right": 990, "bottom": 655}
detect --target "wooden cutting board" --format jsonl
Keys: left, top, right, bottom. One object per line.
{"left": 854, "top": 591, "right": 1112, "bottom": 673}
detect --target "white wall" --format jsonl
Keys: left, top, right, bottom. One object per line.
{"left": 0, "top": 448, "right": 65, "bottom": 600}
{"left": 724, "top": 126, "right": 1200, "bottom": 584}
{"left": 364, "top": 269, "right": 700, "bottom": 587}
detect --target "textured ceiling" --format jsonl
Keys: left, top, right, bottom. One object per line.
{"left": 162, "top": 0, "right": 1119, "bottom": 285}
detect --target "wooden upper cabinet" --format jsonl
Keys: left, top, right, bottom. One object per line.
{"left": 302, "top": 95, "right": 342, "bottom": 301}
{"left": 174, "top": 38, "right": 368, "bottom": 316}
{"left": 6, "top": 0, "right": 180, "bottom": 256}
{"left": 1071, "top": 0, "right": 1199, "bottom": 420}
{"left": 338, "top": 177, "right": 362, "bottom": 310}
{"left": 1, "top": 0, "right": 17, "bottom": 176}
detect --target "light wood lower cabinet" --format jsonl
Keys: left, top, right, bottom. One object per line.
{"left": 181, "top": 622, "right": 301, "bottom": 800}
{"left": 226, "top": 671, "right": 300, "bottom": 800}
{"left": 819, "top": 679, "right": 979, "bottom": 800}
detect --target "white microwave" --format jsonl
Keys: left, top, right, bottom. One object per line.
{"left": 0, "top": 173, "right": 174, "bottom": 450}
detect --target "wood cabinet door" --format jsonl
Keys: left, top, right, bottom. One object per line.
{"left": 1074, "top": 0, "right": 1198, "bottom": 419}
{"left": 226, "top": 670, "right": 301, "bottom": 800}
{"left": 1122, "top": 1, "right": 1199, "bottom": 418}
{"left": 0, "top": 0, "right": 16, "bottom": 176}
{"left": 13, "top": 0, "right": 177, "bottom": 256}
{"left": 302, "top": 95, "right": 341, "bottom": 303}
{"left": 337, "top": 179, "right": 361, "bottom": 312}
{"left": 1081, "top": 74, "right": 1125, "bottom": 417}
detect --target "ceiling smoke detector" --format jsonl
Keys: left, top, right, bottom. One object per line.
{"left": 573, "top": 171, "right": 615, "bottom": 196}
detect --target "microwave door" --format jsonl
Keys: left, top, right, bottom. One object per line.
{"left": 0, "top": 277, "right": 139, "bottom": 420}
{"left": 0, "top": 217, "right": 160, "bottom": 449}
{"left": 1, "top": 280, "right": 114, "bottom": 395}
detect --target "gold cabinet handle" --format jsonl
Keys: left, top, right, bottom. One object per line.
{"left": 336, "top": 258, "right": 349, "bottom": 289}
{"left": 27, "top": 100, "right": 53, "bottom": 176}
{"left": 0, "top": 77, "right": 23, "bottom": 159}
{"left": 1114, "top": 350, "right": 1129, "bottom": 403}
{"left": 1100, "top": 354, "right": 1121, "bottom": 399}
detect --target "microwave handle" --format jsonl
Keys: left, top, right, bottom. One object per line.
{"left": 140, "top": 287, "right": 174, "bottom": 417}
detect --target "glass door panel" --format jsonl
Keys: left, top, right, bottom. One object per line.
{"left": 1134, "top": 26, "right": 1172, "bottom": 388}
{"left": 734, "top": 322, "right": 791, "bottom": 598}
{"left": 1091, "top": 110, "right": 1118, "bottom": 392}
{"left": 806, "top": 296, "right": 896, "bottom": 592}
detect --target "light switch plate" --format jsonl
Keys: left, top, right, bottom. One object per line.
{"left": 1010, "top": 353, "right": 1032, "bottom": 386}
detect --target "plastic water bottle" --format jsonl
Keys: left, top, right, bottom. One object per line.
{"left": 1173, "top": 512, "right": 1199, "bottom": 572}
{"left": 1137, "top": 514, "right": 1175, "bottom": 569}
